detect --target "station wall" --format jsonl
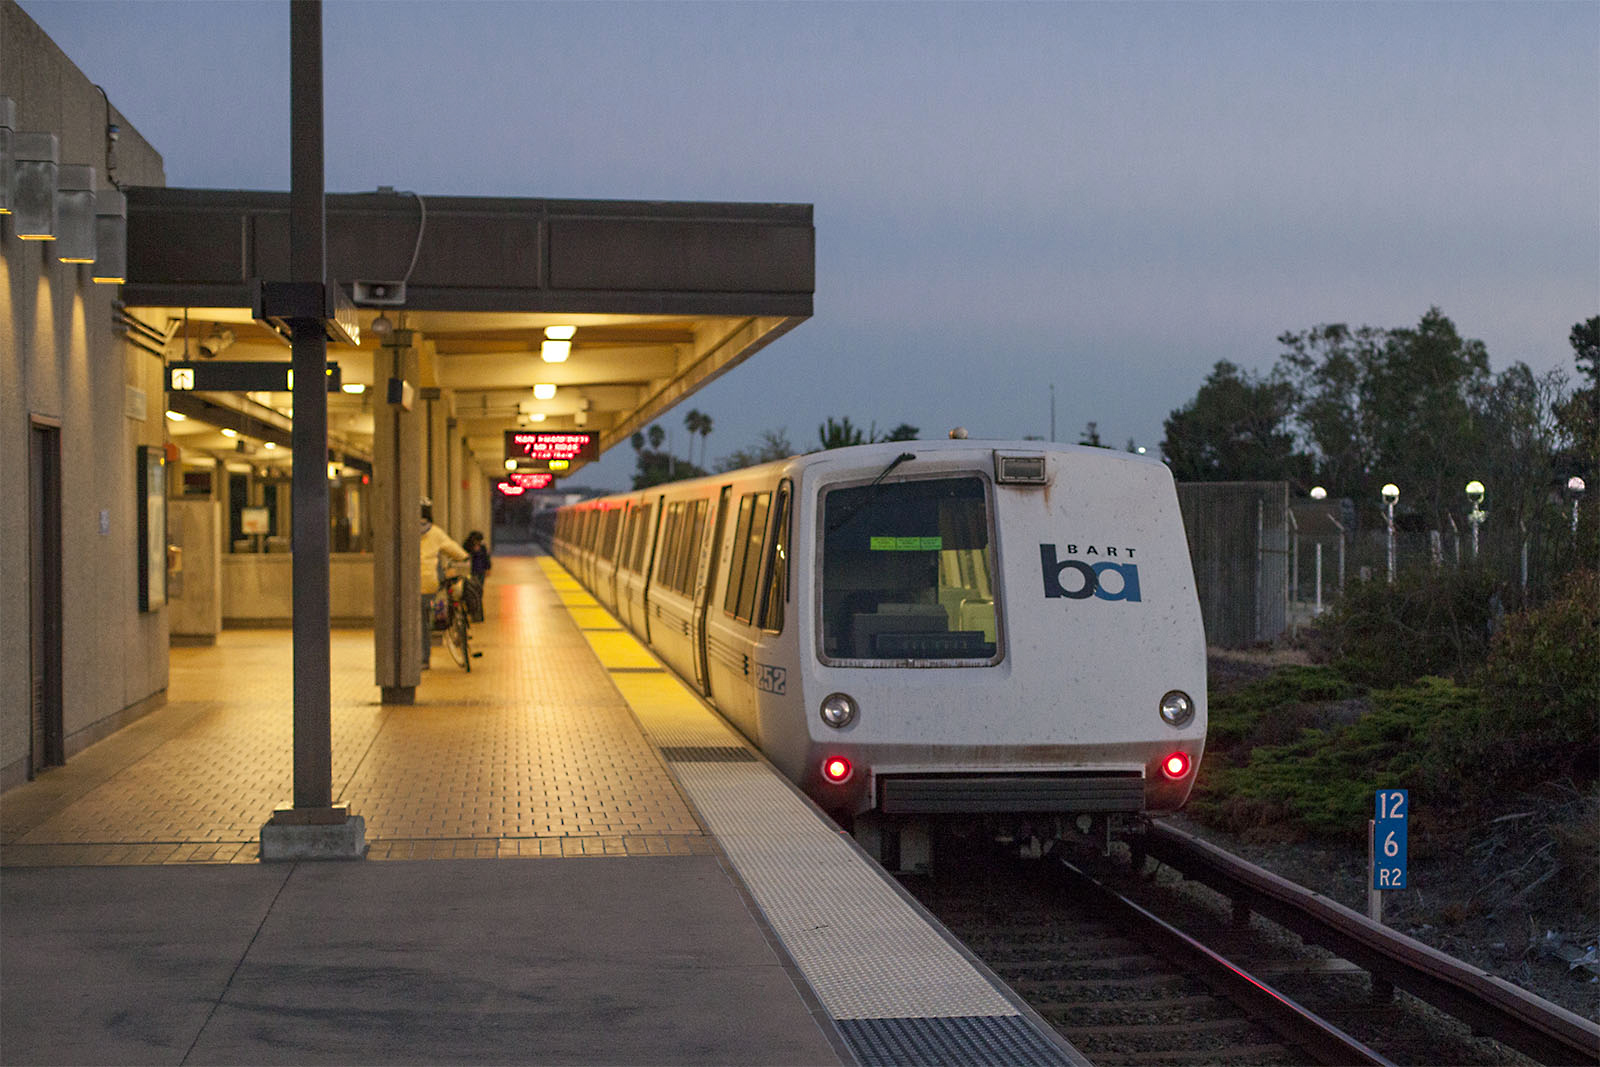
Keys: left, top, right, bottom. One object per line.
{"left": 2, "top": 0, "right": 170, "bottom": 789}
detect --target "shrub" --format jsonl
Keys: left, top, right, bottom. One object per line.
{"left": 1470, "top": 569, "right": 1599, "bottom": 790}
{"left": 1315, "top": 566, "right": 1500, "bottom": 688}
{"left": 1192, "top": 674, "right": 1484, "bottom": 842}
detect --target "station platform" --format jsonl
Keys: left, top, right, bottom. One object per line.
{"left": 0, "top": 549, "right": 1084, "bottom": 1066}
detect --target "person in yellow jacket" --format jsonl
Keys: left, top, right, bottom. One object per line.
{"left": 419, "top": 498, "right": 469, "bottom": 669}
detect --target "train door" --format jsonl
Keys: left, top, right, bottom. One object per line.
{"left": 690, "top": 486, "right": 732, "bottom": 696}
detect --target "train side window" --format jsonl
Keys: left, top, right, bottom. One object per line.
{"left": 756, "top": 483, "right": 790, "bottom": 633}
{"left": 677, "top": 499, "right": 707, "bottom": 593}
{"left": 734, "top": 493, "right": 771, "bottom": 622}
{"left": 723, "top": 495, "right": 756, "bottom": 616}
{"left": 819, "top": 475, "right": 998, "bottom": 664}
{"left": 657, "top": 502, "right": 683, "bottom": 590}
{"left": 632, "top": 503, "right": 654, "bottom": 574}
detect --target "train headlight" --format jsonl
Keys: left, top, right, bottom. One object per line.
{"left": 819, "top": 692, "right": 858, "bottom": 729}
{"left": 1158, "top": 690, "right": 1195, "bottom": 728}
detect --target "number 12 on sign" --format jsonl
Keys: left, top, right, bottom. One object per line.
{"left": 1374, "top": 789, "right": 1408, "bottom": 890}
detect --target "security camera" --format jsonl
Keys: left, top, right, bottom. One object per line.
{"left": 198, "top": 328, "right": 235, "bottom": 359}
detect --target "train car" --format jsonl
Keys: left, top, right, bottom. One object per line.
{"left": 552, "top": 440, "right": 1206, "bottom": 864}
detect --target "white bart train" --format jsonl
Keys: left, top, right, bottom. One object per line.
{"left": 551, "top": 440, "right": 1206, "bottom": 862}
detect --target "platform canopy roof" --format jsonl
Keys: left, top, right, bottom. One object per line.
{"left": 122, "top": 187, "right": 813, "bottom": 481}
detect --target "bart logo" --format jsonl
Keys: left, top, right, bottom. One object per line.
{"left": 1040, "top": 544, "right": 1142, "bottom": 602}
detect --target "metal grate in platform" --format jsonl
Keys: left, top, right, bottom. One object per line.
{"left": 837, "top": 1015, "right": 1083, "bottom": 1067}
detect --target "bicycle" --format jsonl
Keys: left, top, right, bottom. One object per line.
{"left": 437, "top": 574, "right": 478, "bottom": 670}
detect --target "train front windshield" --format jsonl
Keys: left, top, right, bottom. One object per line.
{"left": 820, "top": 475, "right": 999, "bottom": 663}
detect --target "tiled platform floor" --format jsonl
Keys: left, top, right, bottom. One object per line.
{"left": 0, "top": 552, "right": 712, "bottom": 866}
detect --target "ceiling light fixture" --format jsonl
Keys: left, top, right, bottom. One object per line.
{"left": 341, "top": 382, "right": 366, "bottom": 394}
{"left": 165, "top": 410, "right": 187, "bottom": 422}
{"left": 533, "top": 383, "right": 556, "bottom": 400}
{"left": 541, "top": 324, "right": 575, "bottom": 363}
{"left": 54, "top": 164, "right": 96, "bottom": 262}
{"left": 12, "top": 132, "right": 59, "bottom": 239}
{"left": 0, "top": 97, "right": 14, "bottom": 215}
{"left": 92, "top": 187, "right": 126, "bottom": 284}
{"left": 220, "top": 428, "right": 239, "bottom": 438}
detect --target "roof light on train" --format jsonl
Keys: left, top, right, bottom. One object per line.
{"left": 822, "top": 756, "right": 853, "bottom": 784}
{"left": 1158, "top": 690, "right": 1195, "bottom": 728}
{"left": 819, "top": 692, "right": 858, "bottom": 729}
{"left": 1161, "top": 751, "right": 1191, "bottom": 779}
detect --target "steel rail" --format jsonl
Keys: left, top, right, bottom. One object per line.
{"left": 1055, "top": 858, "right": 1395, "bottom": 1067}
{"left": 1143, "top": 821, "right": 1600, "bottom": 1066}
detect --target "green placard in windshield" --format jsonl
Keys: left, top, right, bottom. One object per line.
{"left": 869, "top": 536, "right": 943, "bottom": 551}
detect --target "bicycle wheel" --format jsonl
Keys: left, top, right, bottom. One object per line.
{"left": 444, "top": 604, "right": 468, "bottom": 667}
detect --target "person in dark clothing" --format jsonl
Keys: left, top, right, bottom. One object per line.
{"left": 463, "top": 530, "right": 491, "bottom": 622}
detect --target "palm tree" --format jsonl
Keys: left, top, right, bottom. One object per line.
{"left": 696, "top": 412, "right": 713, "bottom": 468}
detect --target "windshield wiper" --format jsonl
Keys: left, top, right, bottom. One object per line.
{"left": 827, "top": 452, "right": 916, "bottom": 533}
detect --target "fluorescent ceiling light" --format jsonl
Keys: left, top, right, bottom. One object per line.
{"left": 220, "top": 428, "right": 239, "bottom": 438}
{"left": 540, "top": 339, "right": 570, "bottom": 363}
{"left": 532, "top": 383, "right": 556, "bottom": 400}
{"left": 544, "top": 325, "right": 576, "bottom": 340}
{"left": 165, "top": 410, "right": 187, "bottom": 422}
{"left": 341, "top": 382, "right": 366, "bottom": 394}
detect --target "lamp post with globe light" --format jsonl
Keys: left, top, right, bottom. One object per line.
{"left": 1567, "top": 476, "right": 1586, "bottom": 537}
{"left": 1381, "top": 484, "right": 1399, "bottom": 583}
{"left": 1465, "top": 480, "right": 1486, "bottom": 559}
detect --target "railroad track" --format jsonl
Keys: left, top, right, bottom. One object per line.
{"left": 902, "top": 825, "right": 1600, "bottom": 1066}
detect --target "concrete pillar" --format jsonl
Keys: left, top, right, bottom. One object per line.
{"left": 168, "top": 498, "right": 222, "bottom": 644}
{"left": 374, "top": 332, "right": 421, "bottom": 703}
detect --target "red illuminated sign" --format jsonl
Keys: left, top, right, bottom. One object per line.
{"left": 496, "top": 482, "right": 527, "bottom": 496}
{"left": 504, "top": 431, "right": 598, "bottom": 464}
{"left": 508, "top": 472, "right": 554, "bottom": 490}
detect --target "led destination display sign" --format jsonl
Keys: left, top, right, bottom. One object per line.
{"left": 508, "top": 472, "right": 554, "bottom": 490}
{"left": 167, "top": 361, "right": 342, "bottom": 393}
{"left": 504, "top": 431, "right": 598, "bottom": 465}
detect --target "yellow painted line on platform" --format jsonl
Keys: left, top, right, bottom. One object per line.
{"left": 582, "top": 630, "right": 662, "bottom": 671}
{"left": 569, "top": 605, "right": 623, "bottom": 631}
{"left": 541, "top": 555, "right": 744, "bottom": 749}
{"left": 609, "top": 672, "right": 743, "bottom": 747}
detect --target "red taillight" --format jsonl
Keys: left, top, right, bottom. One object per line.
{"left": 822, "top": 756, "right": 853, "bottom": 783}
{"left": 1161, "top": 751, "right": 1191, "bottom": 779}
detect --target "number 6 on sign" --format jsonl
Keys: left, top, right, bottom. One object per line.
{"left": 1373, "top": 789, "right": 1408, "bottom": 890}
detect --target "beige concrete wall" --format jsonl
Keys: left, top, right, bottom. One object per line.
{"left": 222, "top": 554, "right": 376, "bottom": 625}
{"left": 2, "top": 0, "right": 169, "bottom": 789}
{"left": 168, "top": 499, "right": 223, "bottom": 641}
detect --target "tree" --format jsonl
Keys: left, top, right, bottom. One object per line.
{"left": 684, "top": 409, "right": 714, "bottom": 469}
{"left": 817, "top": 416, "right": 867, "bottom": 450}
{"left": 716, "top": 429, "right": 796, "bottom": 471}
{"left": 631, "top": 422, "right": 702, "bottom": 489}
{"left": 1554, "top": 316, "right": 1599, "bottom": 477}
{"left": 1078, "top": 422, "right": 1105, "bottom": 448}
{"left": 881, "top": 423, "right": 919, "bottom": 442}
{"left": 1160, "top": 360, "right": 1309, "bottom": 482}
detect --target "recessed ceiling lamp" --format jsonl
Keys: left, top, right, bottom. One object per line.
{"left": 220, "top": 428, "right": 239, "bottom": 438}
{"left": 165, "top": 410, "right": 187, "bottom": 421}
{"left": 528, "top": 412, "right": 546, "bottom": 422}
{"left": 541, "top": 324, "right": 575, "bottom": 363}
{"left": 532, "top": 383, "right": 556, "bottom": 400}
{"left": 264, "top": 442, "right": 277, "bottom": 451}
{"left": 341, "top": 382, "right": 366, "bottom": 394}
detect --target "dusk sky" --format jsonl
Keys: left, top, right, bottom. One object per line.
{"left": 23, "top": 0, "right": 1599, "bottom": 490}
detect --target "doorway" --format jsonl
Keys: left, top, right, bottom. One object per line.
{"left": 28, "top": 420, "right": 65, "bottom": 775}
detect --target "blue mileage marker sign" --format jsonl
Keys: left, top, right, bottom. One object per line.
{"left": 1374, "top": 789, "right": 1408, "bottom": 890}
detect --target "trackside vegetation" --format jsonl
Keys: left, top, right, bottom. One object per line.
{"left": 1190, "top": 569, "right": 1598, "bottom": 864}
